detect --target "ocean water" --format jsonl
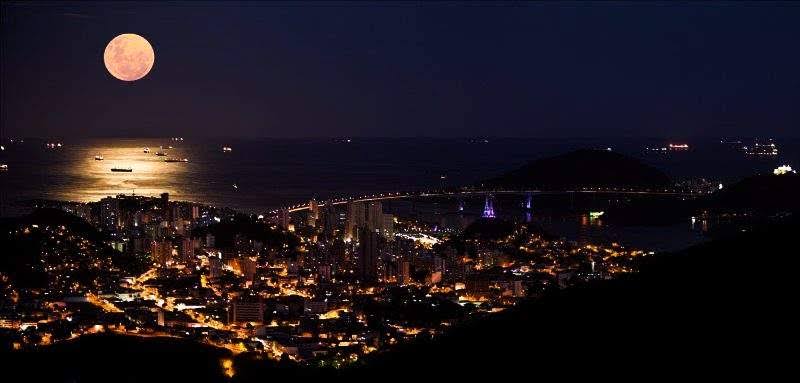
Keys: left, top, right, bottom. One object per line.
{"left": 1, "top": 137, "right": 798, "bottom": 215}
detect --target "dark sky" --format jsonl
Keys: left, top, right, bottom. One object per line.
{"left": 1, "top": 1, "right": 798, "bottom": 138}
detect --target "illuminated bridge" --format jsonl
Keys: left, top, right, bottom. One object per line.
{"left": 269, "top": 187, "right": 703, "bottom": 215}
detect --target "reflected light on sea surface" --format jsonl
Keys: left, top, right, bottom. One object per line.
{"left": 59, "top": 140, "right": 191, "bottom": 202}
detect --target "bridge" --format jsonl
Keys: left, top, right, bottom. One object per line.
{"left": 270, "top": 187, "right": 703, "bottom": 214}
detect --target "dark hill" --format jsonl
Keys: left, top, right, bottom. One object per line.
{"left": 353, "top": 217, "right": 797, "bottom": 379}
{"left": 2, "top": 333, "right": 232, "bottom": 382}
{"left": 603, "top": 173, "right": 800, "bottom": 227}
{"left": 462, "top": 218, "right": 515, "bottom": 240}
{"left": 0, "top": 208, "right": 104, "bottom": 241}
{"left": 713, "top": 173, "right": 800, "bottom": 210}
{"left": 483, "top": 149, "right": 670, "bottom": 189}
{"left": 192, "top": 217, "right": 300, "bottom": 250}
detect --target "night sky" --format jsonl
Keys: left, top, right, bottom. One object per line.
{"left": 2, "top": 1, "right": 798, "bottom": 138}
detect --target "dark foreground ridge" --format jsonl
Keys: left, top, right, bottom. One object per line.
{"left": 713, "top": 173, "right": 800, "bottom": 210}
{"left": 602, "top": 172, "right": 800, "bottom": 226}
{"left": 5, "top": 333, "right": 233, "bottom": 382}
{"left": 483, "top": 149, "right": 671, "bottom": 190}
{"left": 353, "top": 217, "right": 796, "bottom": 378}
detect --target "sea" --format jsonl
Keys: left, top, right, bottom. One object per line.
{"left": 2, "top": 137, "right": 797, "bottom": 251}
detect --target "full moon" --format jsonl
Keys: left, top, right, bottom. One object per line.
{"left": 103, "top": 33, "right": 155, "bottom": 82}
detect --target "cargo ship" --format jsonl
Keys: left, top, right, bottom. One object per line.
{"left": 744, "top": 140, "right": 778, "bottom": 156}
{"left": 111, "top": 167, "right": 133, "bottom": 172}
{"left": 668, "top": 143, "right": 689, "bottom": 151}
{"left": 164, "top": 157, "right": 189, "bottom": 163}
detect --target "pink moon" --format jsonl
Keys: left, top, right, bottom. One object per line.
{"left": 103, "top": 33, "right": 155, "bottom": 81}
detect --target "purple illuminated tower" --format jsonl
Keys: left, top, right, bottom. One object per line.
{"left": 482, "top": 195, "right": 495, "bottom": 219}
{"left": 524, "top": 193, "right": 533, "bottom": 223}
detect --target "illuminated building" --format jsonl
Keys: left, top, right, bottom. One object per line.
{"left": 157, "top": 308, "right": 165, "bottom": 327}
{"left": 276, "top": 209, "right": 290, "bottom": 230}
{"left": 344, "top": 201, "right": 394, "bottom": 240}
{"left": 227, "top": 257, "right": 257, "bottom": 281}
{"left": 330, "top": 239, "right": 347, "bottom": 272}
{"left": 205, "top": 233, "right": 216, "bottom": 247}
{"left": 180, "top": 236, "right": 193, "bottom": 263}
{"left": 443, "top": 246, "right": 465, "bottom": 283}
{"left": 99, "top": 196, "right": 120, "bottom": 231}
{"left": 171, "top": 205, "right": 183, "bottom": 223}
{"left": 433, "top": 256, "right": 445, "bottom": 274}
{"left": 513, "top": 280, "right": 526, "bottom": 297}
{"left": 367, "top": 201, "right": 383, "bottom": 232}
{"left": 382, "top": 214, "right": 395, "bottom": 238}
{"left": 321, "top": 202, "right": 337, "bottom": 239}
{"left": 345, "top": 201, "right": 365, "bottom": 241}
{"left": 308, "top": 198, "right": 319, "bottom": 227}
{"left": 399, "top": 260, "right": 411, "bottom": 284}
{"left": 358, "top": 227, "right": 379, "bottom": 283}
{"left": 427, "top": 271, "right": 442, "bottom": 285}
{"left": 229, "top": 300, "right": 265, "bottom": 324}
{"left": 466, "top": 279, "right": 490, "bottom": 295}
{"left": 209, "top": 256, "right": 222, "bottom": 279}
{"left": 318, "top": 264, "right": 331, "bottom": 282}
{"left": 151, "top": 240, "right": 172, "bottom": 266}
{"left": 240, "top": 257, "right": 257, "bottom": 281}
{"left": 304, "top": 300, "right": 328, "bottom": 315}
{"left": 479, "top": 249, "right": 500, "bottom": 268}
{"left": 160, "top": 192, "right": 170, "bottom": 221}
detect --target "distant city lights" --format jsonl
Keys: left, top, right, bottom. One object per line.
{"left": 774, "top": 165, "right": 796, "bottom": 175}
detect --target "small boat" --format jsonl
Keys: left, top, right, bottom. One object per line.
{"left": 668, "top": 143, "right": 690, "bottom": 151}
{"left": 111, "top": 167, "right": 132, "bottom": 172}
{"left": 232, "top": 184, "right": 238, "bottom": 190}
{"left": 155, "top": 151, "right": 167, "bottom": 156}
{"left": 94, "top": 155, "right": 104, "bottom": 161}
{"left": 165, "top": 145, "right": 174, "bottom": 149}
{"left": 163, "top": 157, "right": 189, "bottom": 163}
{"left": 0, "top": 164, "right": 8, "bottom": 172}
{"left": 143, "top": 147, "right": 150, "bottom": 153}
{"left": 222, "top": 146, "right": 232, "bottom": 153}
